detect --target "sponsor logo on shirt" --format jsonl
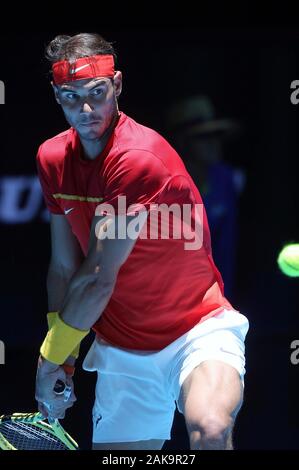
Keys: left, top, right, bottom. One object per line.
{"left": 64, "top": 207, "right": 74, "bottom": 215}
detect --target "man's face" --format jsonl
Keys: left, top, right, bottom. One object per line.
{"left": 53, "top": 74, "right": 121, "bottom": 140}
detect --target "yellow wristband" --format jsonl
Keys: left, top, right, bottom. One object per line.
{"left": 41, "top": 313, "right": 89, "bottom": 365}
{"left": 47, "top": 312, "right": 80, "bottom": 359}
{"left": 47, "top": 311, "right": 57, "bottom": 329}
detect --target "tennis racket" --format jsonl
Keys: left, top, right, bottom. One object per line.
{"left": 0, "top": 380, "right": 78, "bottom": 450}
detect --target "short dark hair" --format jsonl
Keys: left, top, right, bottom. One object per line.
{"left": 45, "top": 33, "right": 117, "bottom": 65}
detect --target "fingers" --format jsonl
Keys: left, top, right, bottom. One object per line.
{"left": 35, "top": 362, "right": 76, "bottom": 421}
{"left": 48, "top": 407, "right": 66, "bottom": 420}
{"left": 36, "top": 386, "right": 76, "bottom": 408}
{"left": 35, "top": 366, "right": 67, "bottom": 404}
{"left": 38, "top": 402, "right": 49, "bottom": 418}
{"left": 38, "top": 401, "right": 69, "bottom": 420}
{"left": 41, "top": 391, "right": 76, "bottom": 420}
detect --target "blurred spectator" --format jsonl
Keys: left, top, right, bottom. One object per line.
{"left": 166, "top": 95, "right": 245, "bottom": 298}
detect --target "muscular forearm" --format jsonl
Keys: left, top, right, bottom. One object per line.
{"left": 47, "top": 262, "right": 82, "bottom": 365}
{"left": 47, "top": 262, "right": 76, "bottom": 312}
{"left": 57, "top": 257, "right": 117, "bottom": 331}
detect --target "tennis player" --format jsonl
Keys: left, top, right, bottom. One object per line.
{"left": 35, "top": 33, "right": 249, "bottom": 450}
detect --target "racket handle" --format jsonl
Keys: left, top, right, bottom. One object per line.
{"left": 54, "top": 379, "right": 72, "bottom": 401}
{"left": 54, "top": 379, "right": 66, "bottom": 395}
{"left": 42, "top": 381, "right": 66, "bottom": 413}
{"left": 43, "top": 380, "right": 72, "bottom": 419}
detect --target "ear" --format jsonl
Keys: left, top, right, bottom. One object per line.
{"left": 113, "top": 71, "right": 122, "bottom": 98}
{"left": 51, "top": 81, "right": 61, "bottom": 105}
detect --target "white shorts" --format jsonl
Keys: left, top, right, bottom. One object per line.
{"left": 82, "top": 308, "right": 249, "bottom": 443}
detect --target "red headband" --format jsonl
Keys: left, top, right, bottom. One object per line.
{"left": 52, "top": 54, "right": 115, "bottom": 85}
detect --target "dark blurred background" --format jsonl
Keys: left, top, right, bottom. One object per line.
{"left": 0, "top": 28, "right": 298, "bottom": 449}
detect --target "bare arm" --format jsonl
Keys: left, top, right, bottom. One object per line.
{"left": 58, "top": 211, "right": 147, "bottom": 330}
{"left": 47, "top": 214, "right": 84, "bottom": 312}
{"left": 36, "top": 211, "right": 146, "bottom": 416}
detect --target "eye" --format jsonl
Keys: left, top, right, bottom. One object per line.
{"left": 65, "top": 93, "right": 79, "bottom": 100}
{"left": 91, "top": 88, "right": 104, "bottom": 97}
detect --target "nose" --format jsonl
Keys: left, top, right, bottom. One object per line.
{"left": 81, "top": 101, "right": 93, "bottom": 113}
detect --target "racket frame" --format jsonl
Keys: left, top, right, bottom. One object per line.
{"left": 0, "top": 412, "right": 78, "bottom": 450}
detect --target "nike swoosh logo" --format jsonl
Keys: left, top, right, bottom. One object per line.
{"left": 69, "top": 63, "right": 90, "bottom": 74}
{"left": 64, "top": 208, "right": 74, "bottom": 215}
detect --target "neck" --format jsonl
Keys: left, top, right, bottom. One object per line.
{"left": 80, "top": 112, "right": 119, "bottom": 161}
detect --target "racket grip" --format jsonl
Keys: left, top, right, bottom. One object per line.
{"left": 43, "top": 380, "right": 72, "bottom": 418}
{"left": 54, "top": 379, "right": 66, "bottom": 395}
{"left": 54, "top": 379, "right": 72, "bottom": 402}
{"left": 43, "top": 380, "right": 66, "bottom": 413}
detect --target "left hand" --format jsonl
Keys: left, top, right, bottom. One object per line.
{"left": 35, "top": 356, "right": 75, "bottom": 419}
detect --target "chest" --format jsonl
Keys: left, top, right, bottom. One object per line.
{"left": 55, "top": 164, "right": 105, "bottom": 241}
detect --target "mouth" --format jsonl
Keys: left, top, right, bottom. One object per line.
{"left": 80, "top": 121, "right": 100, "bottom": 127}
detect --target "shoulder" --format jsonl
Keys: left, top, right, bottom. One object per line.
{"left": 111, "top": 113, "right": 188, "bottom": 179}
{"left": 116, "top": 113, "right": 176, "bottom": 161}
{"left": 105, "top": 148, "right": 172, "bottom": 186}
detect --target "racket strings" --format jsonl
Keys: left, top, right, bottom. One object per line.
{"left": 0, "top": 420, "right": 68, "bottom": 450}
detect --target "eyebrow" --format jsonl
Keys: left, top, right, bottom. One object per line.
{"left": 60, "top": 80, "right": 108, "bottom": 93}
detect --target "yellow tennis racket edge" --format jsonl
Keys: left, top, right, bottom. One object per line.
{"left": 0, "top": 412, "right": 78, "bottom": 450}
